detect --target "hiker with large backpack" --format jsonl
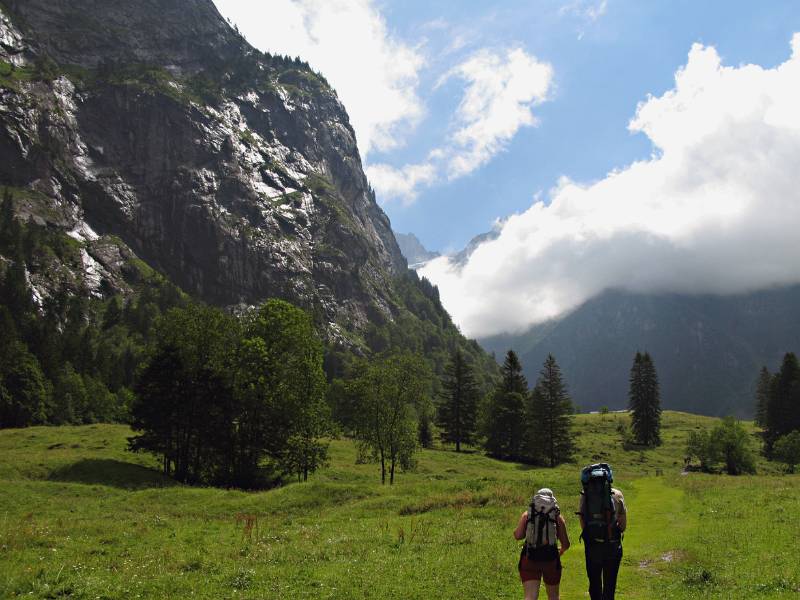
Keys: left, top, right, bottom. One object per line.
{"left": 577, "top": 463, "right": 627, "bottom": 600}
{"left": 513, "top": 488, "right": 571, "bottom": 600}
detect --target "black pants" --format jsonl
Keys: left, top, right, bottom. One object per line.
{"left": 585, "top": 542, "right": 622, "bottom": 600}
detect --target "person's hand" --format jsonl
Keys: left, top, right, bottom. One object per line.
{"left": 559, "top": 547, "right": 568, "bottom": 556}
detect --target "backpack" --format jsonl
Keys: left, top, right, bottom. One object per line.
{"left": 579, "top": 463, "right": 617, "bottom": 544}
{"left": 524, "top": 491, "right": 560, "bottom": 561}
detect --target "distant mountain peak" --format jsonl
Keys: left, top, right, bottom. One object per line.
{"left": 394, "top": 232, "right": 440, "bottom": 268}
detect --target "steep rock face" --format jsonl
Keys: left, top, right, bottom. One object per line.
{"left": 394, "top": 232, "right": 439, "bottom": 268}
{"left": 8, "top": 0, "right": 236, "bottom": 71}
{"left": 0, "top": 0, "right": 407, "bottom": 340}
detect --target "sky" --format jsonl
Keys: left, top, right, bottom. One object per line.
{"left": 212, "top": 0, "right": 800, "bottom": 337}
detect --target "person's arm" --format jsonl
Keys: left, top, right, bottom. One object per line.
{"left": 615, "top": 490, "right": 627, "bottom": 533}
{"left": 513, "top": 511, "right": 528, "bottom": 540}
{"left": 557, "top": 514, "right": 570, "bottom": 555}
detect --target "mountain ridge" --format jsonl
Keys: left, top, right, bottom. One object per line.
{"left": 1, "top": 0, "right": 401, "bottom": 328}
{"left": 478, "top": 286, "right": 800, "bottom": 416}
{"left": 394, "top": 232, "right": 439, "bottom": 267}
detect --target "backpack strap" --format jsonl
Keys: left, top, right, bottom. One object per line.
{"left": 525, "top": 503, "right": 535, "bottom": 555}
{"left": 577, "top": 490, "right": 586, "bottom": 544}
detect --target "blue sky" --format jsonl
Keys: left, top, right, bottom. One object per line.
{"left": 215, "top": 1, "right": 800, "bottom": 336}
{"left": 374, "top": 0, "right": 800, "bottom": 252}
{"left": 214, "top": 0, "right": 800, "bottom": 252}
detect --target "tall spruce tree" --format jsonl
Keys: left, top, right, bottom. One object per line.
{"left": 764, "top": 352, "right": 800, "bottom": 454}
{"left": 754, "top": 366, "right": 772, "bottom": 428}
{"left": 484, "top": 390, "right": 526, "bottom": 460}
{"left": 500, "top": 349, "right": 528, "bottom": 394}
{"left": 528, "top": 354, "right": 575, "bottom": 467}
{"left": 437, "top": 349, "right": 479, "bottom": 451}
{"left": 628, "top": 351, "right": 662, "bottom": 447}
{"left": 483, "top": 350, "right": 528, "bottom": 459}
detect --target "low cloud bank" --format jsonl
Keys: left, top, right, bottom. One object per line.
{"left": 421, "top": 35, "right": 800, "bottom": 338}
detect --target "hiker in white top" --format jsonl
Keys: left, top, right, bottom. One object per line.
{"left": 513, "top": 488, "right": 571, "bottom": 600}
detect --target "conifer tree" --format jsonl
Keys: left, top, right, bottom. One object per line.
{"left": 764, "top": 352, "right": 800, "bottom": 454}
{"left": 483, "top": 350, "right": 528, "bottom": 459}
{"left": 437, "top": 349, "right": 479, "bottom": 451}
{"left": 0, "top": 341, "right": 49, "bottom": 428}
{"left": 500, "top": 349, "right": 528, "bottom": 394}
{"left": 528, "top": 354, "right": 575, "bottom": 467}
{"left": 754, "top": 366, "right": 772, "bottom": 428}
{"left": 484, "top": 390, "right": 526, "bottom": 459}
{"left": 629, "top": 351, "right": 662, "bottom": 446}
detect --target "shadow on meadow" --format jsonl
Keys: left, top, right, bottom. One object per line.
{"left": 47, "top": 458, "right": 178, "bottom": 490}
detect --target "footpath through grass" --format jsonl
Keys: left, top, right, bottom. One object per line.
{"left": 1, "top": 413, "right": 798, "bottom": 599}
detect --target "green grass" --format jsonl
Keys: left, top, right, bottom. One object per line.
{"left": 0, "top": 60, "right": 36, "bottom": 90}
{"left": 1, "top": 413, "right": 798, "bottom": 598}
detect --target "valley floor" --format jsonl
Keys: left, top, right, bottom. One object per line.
{"left": 1, "top": 413, "right": 798, "bottom": 599}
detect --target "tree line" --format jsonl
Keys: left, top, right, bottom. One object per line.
{"left": 0, "top": 189, "right": 186, "bottom": 429}
{"left": 682, "top": 352, "right": 800, "bottom": 475}
{"left": 129, "top": 300, "right": 330, "bottom": 488}
{"left": 755, "top": 353, "right": 800, "bottom": 471}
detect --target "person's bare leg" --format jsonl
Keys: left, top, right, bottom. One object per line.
{"left": 523, "top": 579, "right": 540, "bottom": 600}
{"left": 545, "top": 583, "right": 559, "bottom": 600}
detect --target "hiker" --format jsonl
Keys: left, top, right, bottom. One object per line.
{"left": 513, "top": 488, "right": 570, "bottom": 600}
{"left": 578, "top": 463, "right": 627, "bottom": 600}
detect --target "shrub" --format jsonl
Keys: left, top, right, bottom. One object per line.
{"left": 773, "top": 431, "right": 800, "bottom": 473}
{"left": 685, "top": 417, "right": 756, "bottom": 475}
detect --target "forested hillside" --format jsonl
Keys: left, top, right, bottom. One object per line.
{"left": 480, "top": 287, "right": 800, "bottom": 416}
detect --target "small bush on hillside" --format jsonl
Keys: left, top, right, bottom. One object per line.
{"left": 773, "top": 431, "right": 800, "bottom": 473}
{"left": 617, "top": 421, "right": 639, "bottom": 450}
{"left": 685, "top": 417, "right": 756, "bottom": 475}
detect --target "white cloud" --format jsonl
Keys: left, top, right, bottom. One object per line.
{"left": 444, "top": 48, "right": 553, "bottom": 178}
{"left": 560, "top": 0, "right": 608, "bottom": 22}
{"left": 421, "top": 34, "right": 800, "bottom": 338}
{"left": 365, "top": 162, "right": 437, "bottom": 204}
{"left": 560, "top": 0, "right": 608, "bottom": 39}
{"left": 212, "top": 0, "right": 424, "bottom": 158}
{"left": 371, "top": 47, "right": 553, "bottom": 202}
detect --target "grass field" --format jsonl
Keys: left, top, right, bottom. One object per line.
{"left": 1, "top": 412, "right": 798, "bottom": 599}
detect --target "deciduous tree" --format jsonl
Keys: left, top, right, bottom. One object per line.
{"left": 353, "top": 353, "right": 428, "bottom": 484}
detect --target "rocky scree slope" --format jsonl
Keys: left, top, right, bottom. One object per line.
{"left": 0, "top": 0, "right": 450, "bottom": 353}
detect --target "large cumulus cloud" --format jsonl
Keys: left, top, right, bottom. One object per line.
{"left": 420, "top": 35, "right": 800, "bottom": 338}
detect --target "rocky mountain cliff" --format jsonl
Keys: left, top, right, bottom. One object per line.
{"left": 0, "top": 0, "right": 441, "bottom": 349}
{"left": 394, "top": 232, "right": 439, "bottom": 268}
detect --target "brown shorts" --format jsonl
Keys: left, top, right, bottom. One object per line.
{"left": 518, "top": 554, "right": 562, "bottom": 585}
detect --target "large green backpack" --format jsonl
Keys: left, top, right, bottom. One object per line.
{"left": 579, "top": 463, "right": 617, "bottom": 544}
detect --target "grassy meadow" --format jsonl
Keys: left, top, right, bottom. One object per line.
{"left": 1, "top": 412, "right": 798, "bottom": 599}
